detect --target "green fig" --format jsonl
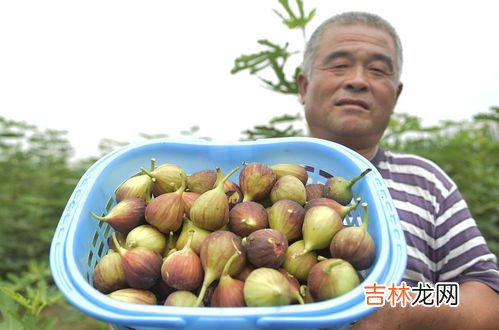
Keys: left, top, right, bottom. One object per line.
{"left": 298, "top": 206, "right": 344, "bottom": 256}
{"left": 324, "top": 168, "right": 372, "bottom": 205}
{"left": 243, "top": 267, "right": 293, "bottom": 307}
{"left": 307, "top": 258, "right": 360, "bottom": 301}
{"left": 115, "top": 174, "right": 153, "bottom": 203}
{"left": 269, "top": 175, "right": 307, "bottom": 206}
{"left": 189, "top": 166, "right": 239, "bottom": 231}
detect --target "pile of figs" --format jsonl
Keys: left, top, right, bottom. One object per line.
{"left": 90, "top": 159, "right": 375, "bottom": 308}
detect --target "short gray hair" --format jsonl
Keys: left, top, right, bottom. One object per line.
{"left": 302, "top": 11, "right": 403, "bottom": 80}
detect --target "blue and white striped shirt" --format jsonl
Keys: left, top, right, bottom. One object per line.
{"left": 371, "top": 148, "right": 499, "bottom": 291}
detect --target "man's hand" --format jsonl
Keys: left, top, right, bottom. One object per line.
{"left": 349, "top": 281, "right": 498, "bottom": 330}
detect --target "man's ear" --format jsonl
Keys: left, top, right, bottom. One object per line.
{"left": 396, "top": 82, "right": 403, "bottom": 100}
{"left": 297, "top": 72, "right": 308, "bottom": 105}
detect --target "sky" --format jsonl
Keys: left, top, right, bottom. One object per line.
{"left": 1, "top": 1, "right": 498, "bottom": 160}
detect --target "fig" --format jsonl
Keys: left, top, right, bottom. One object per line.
{"left": 210, "top": 248, "right": 246, "bottom": 307}
{"left": 90, "top": 198, "right": 146, "bottom": 234}
{"left": 277, "top": 268, "right": 305, "bottom": 304}
{"left": 329, "top": 202, "right": 375, "bottom": 270}
{"left": 164, "top": 290, "right": 202, "bottom": 307}
{"left": 161, "top": 230, "right": 203, "bottom": 291}
{"left": 242, "top": 228, "right": 288, "bottom": 269}
{"left": 243, "top": 267, "right": 293, "bottom": 307}
{"left": 307, "top": 258, "right": 360, "bottom": 301}
{"left": 107, "top": 288, "right": 157, "bottom": 305}
{"left": 195, "top": 230, "right": 246, "bottom": 306}
{"left": 269, "top": 175, "right": 307, "bottom": 206}
{"left": 181, "top": 191, "right": 200, "bottom": 218}
{"left": 305, "top": 183, "right": 325, "bottom": 201}
{"left": 92, "top": 251, "right": 127, "bottom": 294}
{"left": 304, "top": 197, "right": 361, "bottom": 218}
{"left": 144, "top": 183, "right": 185, "bottom": 233}
{"left": 298, "top": 206, "right": 344, "bottom": 255}
{"left": 228, "top": 201, "right": 268, "bottom": 237}
{"left": 113, "top": 232, "right": 163, "bottom": 290}
{"left": 270, "top": 163, "right": 308, "bottom": 185}
{"left": 140, "top": 161, "right": 186, "bottom": 196}
{"left": 239, "top": 162, "right": 276, "bottom": 202}
{"left": 187, "top": 169, "right": 217, "bottom": 194}
{"left": 115, "top": 174, "right": 153, "bottom": 203}
{"left": 268, "top": 199, "right": 306, "bottom": 243}
{"left": 175, "top": 217, "right": 211, "bottom": 255}
{"left": 324, "top": 168, "right": 372, "bottom": 205}
{"left": 125, "top": 224, "right": 167, "bottom": 255}
{"left": 190, "top": 166, "right": 239, "bottom": 231}
{"left": 282, "top": 240, "right": 317, "bottom": 283}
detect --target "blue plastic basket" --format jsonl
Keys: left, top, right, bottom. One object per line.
{"left": 49, "top": 137, "right": 407, "bottom": 330}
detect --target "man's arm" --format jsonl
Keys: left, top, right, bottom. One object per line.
{"left": 350, "top": 281, "right": 499, "bottom": 330}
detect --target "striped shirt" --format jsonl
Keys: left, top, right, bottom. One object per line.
{"left": 371, "top": 148, "right": 499, "bottom": 291}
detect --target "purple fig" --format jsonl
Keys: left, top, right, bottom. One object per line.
{"left": 144, "top": 183, "right": 185, "bottom": 233}
{"left": 90, "top": 198, "right": 146, "bottom": 234}
{"left": 305, "top": 183, "right": 325, "bottom": 201}
{"left": 242, "top": 228, "right": 288, "bottom": 269}
{"left": 187, "top": 169, "right": 217, "bottom": 194}
{"left": 181, "top": 191, "right": 200, "bottom": 218}
{"left": 239, "top": 162, "right": 276, "bottom": 202}
{"left": 113, "top": 232, "right": 163, "bottom": 290}
{"left": 228, "top": 201, "right": 269, "bottom": 237}
{"left": 329, "top": 202, "right": 375, "bottom": 270}
{"left": 210, "top": 248, "right": 246, "bottom": 307}
{"left": 161, "top": 230, "right": 203, "bottom": 291}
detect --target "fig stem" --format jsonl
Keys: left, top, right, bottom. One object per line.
{"left": 90, "top": 211, "right": 106, "bottom": 221}
{"left": 216, "top": 166, "right": 240, "bottom": 189}
{"left": 221, "top": 248, "right": 242, "bottom": 277}
{"left": 348, "top": 168, "right": 372, "bottom": 188}
{"left": 324, "top": 259, "right": 343, "bottom": 273}
{"left": 112, "top": 232, "right": 127, "bottom": 256}
{"left": 361, "top": 202, "right": 369, "bottom": 230}
{"left": 150, "top": 158, "right": 156, "bottom": 172}
{"left": 183, "top": 230, "right": 195, "bottom": 251}
{"left": 139, "top": 167, "right": 157, "bottom": 182}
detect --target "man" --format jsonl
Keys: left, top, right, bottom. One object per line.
{"left": 297, "top": 11, "right": 499, "bottom": 329}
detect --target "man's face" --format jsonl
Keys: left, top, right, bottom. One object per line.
{"left": 298, "top": 24, "right": 403, "bottom": 152}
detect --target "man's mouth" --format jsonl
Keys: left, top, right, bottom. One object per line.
{"left": 335, "top": 98, "right": 369, "bottom": 110}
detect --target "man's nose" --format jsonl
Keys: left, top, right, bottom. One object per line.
{"left": 344, "top": 66, "right": 369, "bottom": 92}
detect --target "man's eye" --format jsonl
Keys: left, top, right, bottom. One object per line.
{"left": 369, "top": 67, "right": 389, "bottom": 75}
